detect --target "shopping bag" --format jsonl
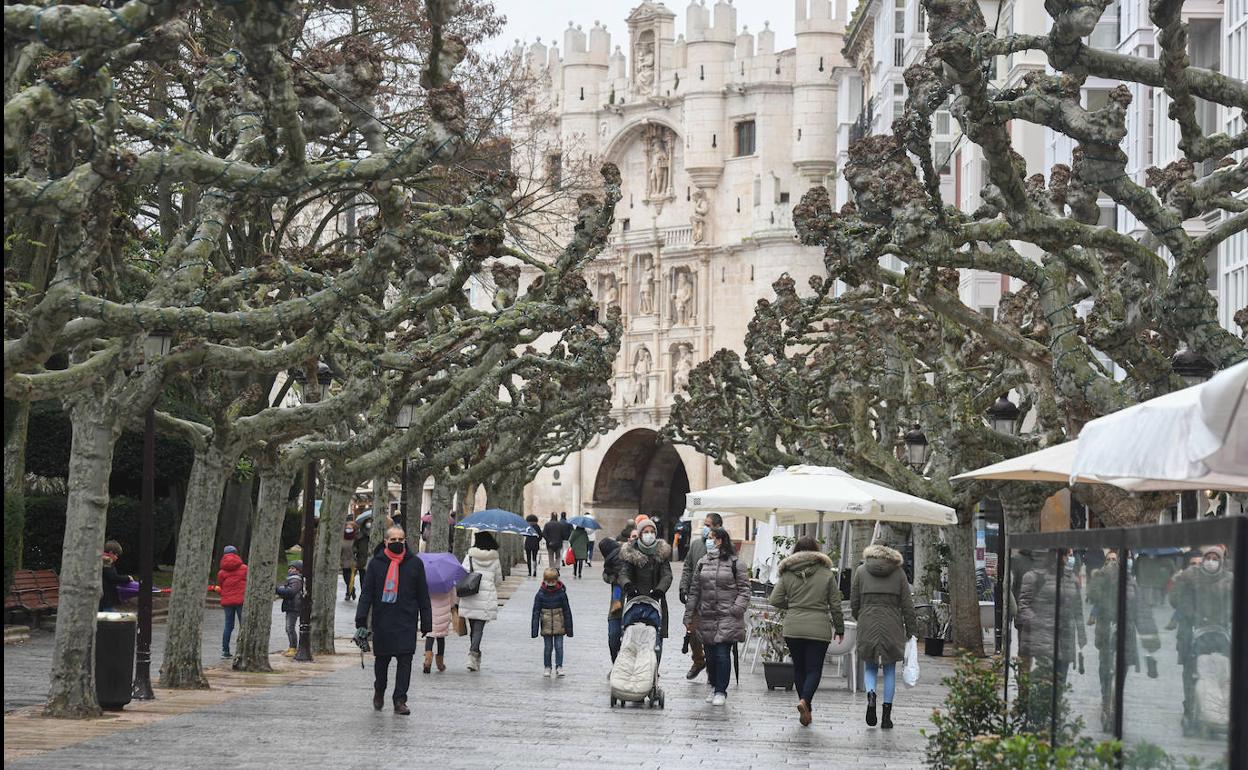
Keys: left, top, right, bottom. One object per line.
{"left": 452, "top": 606, "right": 468, "bottom": 637}
{"left": 902, "top": 636, "right": 920, "bottom": 688}
{"left": 564, "top": 547, "right": 575, "bottom": 566}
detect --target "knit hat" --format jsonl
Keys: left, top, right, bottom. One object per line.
{"left": 635, "top": 516, "right": 656, "bottom": 534}
{"left": 290, "top": 560, "right": 303, "bottom": 571}
{"left": 1202, "top": 544, "right": 1226, "bottom": 558}
{"left": 223, "top": 545, "right": 238, "bottom": 555}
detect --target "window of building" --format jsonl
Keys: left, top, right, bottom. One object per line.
{"left": 979, "top": 307, "right": 996, "bottom": 320}
{"left": 546, "top": 153, "right": 562, "bottom": 191}
{"left": 894, "top": 38, "right": 905, "bottom": 67}
{"left": 1089, "top": 0, "right": 1119, "bottom": 49}
{"left": 935, "top": 111, "right": 950, "bottom": 134}
{"left": 917, "top": 4, "right": 926, "bottom": 33}
{"left": 893, "top": 83, "right": 906, "bottom": 122}
{"left": 934, "top": 141, "right": 952, "bottom": 174}
{"left": 734, "top": 120, "right": 756, "bottom": 156}
{"left": 895, "top": 0, "right": 905, "bottom": 34}
{"left": 622, "top": 218, "right": 630, "bottom": 231}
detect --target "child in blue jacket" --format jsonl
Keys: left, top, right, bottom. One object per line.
{"left": 531, "top": 568, "right": 573, "bottom": 677}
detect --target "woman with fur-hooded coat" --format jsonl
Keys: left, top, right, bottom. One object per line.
{"left": 617, "top": 516, "right": 674, "bottom": 638}
{"left": 769, "top": 538, "right": 845, "bottom": 726}
{"left": 850, "top": 542, "right": 918, "bottom": 730}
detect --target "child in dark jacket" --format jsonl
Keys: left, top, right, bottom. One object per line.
{"left": 531, "top": 568, "right": 573, "bottom": 677}
{"left": 275, "top": 560, "right": 303, "bottom": 656}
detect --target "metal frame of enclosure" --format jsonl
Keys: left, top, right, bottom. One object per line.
{"left": 1005, "top": 517, "right": 1245, "bottom": 769}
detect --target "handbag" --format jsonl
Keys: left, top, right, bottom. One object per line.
{"left": 455, "top": 557, "right": 481, "bottom": 598}
{"left": 452, "top": 606, "right": 468, "bottom": 636}
{"left": 564, "top": 547, "right": 575, "bottom": 566}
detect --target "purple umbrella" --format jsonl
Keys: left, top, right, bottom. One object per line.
{"left": 418, "top": 552, "right": 468, "bottom": 595}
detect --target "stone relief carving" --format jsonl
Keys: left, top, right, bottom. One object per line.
{"left": 671, "top": 343, "right": 694, "bottom": 392}
{"left": 690, "top": 188, "right": 710, "bottom": 244}
{"left": 637, "top": 254, "right": 656, "bottom": 315}
{"left": 670, "top": 267, "right": 696, "bottom": 326}
{"left": 631, "top": 345, "right": 653, "bottom": 404}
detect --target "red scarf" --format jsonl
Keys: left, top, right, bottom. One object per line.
{"left": 382, "top": 547, "right": 404, "bottom": 603}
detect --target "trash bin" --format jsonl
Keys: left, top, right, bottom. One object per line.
{"left": 95, "top": 611, "right": 137, "bottom": 710}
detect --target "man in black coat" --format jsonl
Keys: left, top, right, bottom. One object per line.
{"left": 543, "top": 513, "right": 565, "bottom": 570}
{"left": 356, "top": 527, "right": 432, "bottom": 715}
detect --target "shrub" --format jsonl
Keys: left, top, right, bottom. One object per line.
{"left": 21, "top": 495, "right": 177, "bottom": 574}
{"left": 281, "top": 505, "right": 302, "bottom": 550}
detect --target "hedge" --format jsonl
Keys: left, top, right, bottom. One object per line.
{"left": 22, "top": 495, "right": 178, "bottom": 575}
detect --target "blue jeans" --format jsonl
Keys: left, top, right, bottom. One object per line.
{"left": 705, "top": 642, "right": 732, "bottom": 695}
{"left": 863, "top": 661, "right": 897, "bottom": 703}
{"left": 587, "top": 542, "right": 594, "bottom": 563}
{"left": 222, "top": 605, "right": 242, "bottom": 654}
{"left": 607, "top": 617, "right": 622, "bottom": 662}
{"left": 543, "top": 635, "right": 565, "bottom": 668}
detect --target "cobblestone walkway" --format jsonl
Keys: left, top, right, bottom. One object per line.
{"left": 6, "top": 558, "right": 951, "bottom": 769}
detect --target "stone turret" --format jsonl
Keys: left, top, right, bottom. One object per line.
{"left": 792, "top": 0, "right": 842, "bottom": 186}
{"left": 682, "top": 0, "right": 733, "bottom": 188}
{"left": 561, "top": 22, "right": 610, "bottom": 152}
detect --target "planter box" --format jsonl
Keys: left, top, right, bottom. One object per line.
{"left": 763, "top": 660, "right": 795, "bottom": 691}
{"left": 923, "top": 637, "right": 946, "bottom": 657}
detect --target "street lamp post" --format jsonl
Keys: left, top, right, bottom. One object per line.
{"left": 451, "top": 417, "right": 479, "bottom": 552}
{"left": 395, "top": 405, "right": 414, "bottom": 534}
{"left": 133, "top": 330, "right": 173, "bottom": 700}
{"left": 985, "top": 393, "right": 1019, "bottom": 654}
{"left": 289, "top": 363, "right": 335, "bottom": 663}
{"left": 903, "top": 424, "right": 930, "bottom": 472}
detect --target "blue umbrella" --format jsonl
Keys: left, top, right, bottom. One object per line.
{"left": 455, "top": 508, "right": 531, "bottom": 535}
{"left": 418, "top": 552, "right": 469, "bottom": 594}
{"left": 568, "top": 515, "right": 601, "bottom": 530}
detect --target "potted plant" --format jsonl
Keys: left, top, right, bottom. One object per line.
{"left": 759, "top": 609, "right": 795, "bottom": 690}
{"left": 918, "top": 541, "right": 952, "bottom": 656}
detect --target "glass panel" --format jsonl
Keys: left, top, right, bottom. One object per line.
{"left": 1011, "top": 548, "right": 1061, "bottom": 735}
{"left": 1066, "top": 547, "right": 1118, "bottom": 743}
{"left": 1122, "top": 544, "right": 1234, "bottom": 768}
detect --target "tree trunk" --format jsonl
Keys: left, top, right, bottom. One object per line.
{"left": 214, "top": 477, "right": 256, "bottom": 570}
{"left": 369, "top": 475, "right": 387, "bottom": 554}
{"left": 427, "top": 475, "right": 452, "bottom": 553}
{"left": 311, "top": 475, "right": 354, "bottom": 654}
{"left": 160, "top": 447, "right": 234, "bottom": 689}
{"left": 947, "top": 513, "right": 984, "bottom": 655}
{"left": 234, "top": 467, "right": 295, "bottom": 672}
{"left": 45, "top": 408, "right": 119, "bottom": 717}
{"left": 4, "top": 399, "right": 30, "bottom": 586}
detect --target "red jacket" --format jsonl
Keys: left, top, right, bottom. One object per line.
{"left": 217, "top": 553, "right": 248, "bottom": 607}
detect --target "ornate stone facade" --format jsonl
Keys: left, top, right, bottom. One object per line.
{"left": 515, "top": 1, "right": 849, "bottom": 538}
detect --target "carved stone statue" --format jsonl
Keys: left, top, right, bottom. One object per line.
{"left": 638, "top": 256, "right": 656, "bottom": 315}
{"left": 672, "top": 344, "right": 693, "bottom": 392}
{"left": 632, "top": 346, "right": 653, "bottom": 404}
{"left": 635, "top": 40, "right": 655, "bottom": 94}
{"left": 643, "top": 125, "right": 672, "bottom": 205}
{"left": 690, "top": 188, "right": 710, "bottom": 243}
{"left": 673, "top": 270, "right": 695, "bottom": 326}
{"left": 600, "top": 273, "right": 619, "bottom": 315}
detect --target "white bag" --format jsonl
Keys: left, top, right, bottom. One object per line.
{"left": 902, "top": 636, "right": 920, "bottom": 688}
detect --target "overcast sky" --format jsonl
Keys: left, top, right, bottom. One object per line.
{"left": 484, "top": 0, "right": 800, "bottom": 56}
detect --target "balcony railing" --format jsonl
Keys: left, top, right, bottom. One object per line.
{"left": 848, "top": 97, "right": 875, "bottom": 145}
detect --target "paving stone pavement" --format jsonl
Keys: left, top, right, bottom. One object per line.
{"left": 5, "top": 556, "right": 952, "bottom": 769}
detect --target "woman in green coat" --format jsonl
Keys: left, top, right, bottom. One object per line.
{"left": 851, "top": 543, "right": 918, "bottom": 730}
{"left": 769, "top": 537, "right": 844, "bottom": 727}
{"left": 568, "top": 526, "right": 590, "bottom": 579}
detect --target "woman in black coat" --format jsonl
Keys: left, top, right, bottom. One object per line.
{"left": 355, "top": 529, "right": 432, "bottom": 714}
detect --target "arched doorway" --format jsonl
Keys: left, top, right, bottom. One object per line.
{"left": 592, "top": 428, "right": 689, "bottom": 541}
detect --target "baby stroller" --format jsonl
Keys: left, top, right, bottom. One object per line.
{"left": 1189, "top": 625, "right": 1231, "bottom": 737}
{"left": 609, "top": 596, "right": 665, "bottom": 709}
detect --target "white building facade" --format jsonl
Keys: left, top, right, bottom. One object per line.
{"left": 514, "top": 1, "right": 850, "bottom": 539}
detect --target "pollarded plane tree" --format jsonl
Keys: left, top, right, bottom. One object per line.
{"left": 667, "top": 272, "right": 1036, "bottom": 653}
{"left": 3, "top": 0, "right": 499, "bottom": 714}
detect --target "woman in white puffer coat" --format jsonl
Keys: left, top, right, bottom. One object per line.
{"left": 459, "top": 531, "right": 503, "bottom": 671}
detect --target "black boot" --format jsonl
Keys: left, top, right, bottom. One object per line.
{"left": 866, "top": 691, "right": 878, "bottom": 726}
{"left": 881, "top": 703, "right": 893, "bottom": 729}
{"left": 373, "top": 689, "right": 385, "bottom": 711}
{"left": 393, "top": 697, "right": 410, "bottom": 715}
{"left": 686, "top": 662, "right": 706, "bottom": 680}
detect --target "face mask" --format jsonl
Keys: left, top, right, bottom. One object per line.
{"left": 706, "top": 540, "right": 719, "bottom": 557}
{"left": 1066, "top": 557, "right": 1076, "bottom": 569}
{"left": 386, "top": 541, "right": 405, "bottom": 554}
{"left": 641, "top": 532, "right": 656, "bottom": 546}
{"left": 701, "top": 525, "right": 710, "bottom": 539}
{"left": 1202, "top": 558, "right": 1221, "bottom": 574}
{"left": 545, "top": 580, "right": 558, "bottom": 588}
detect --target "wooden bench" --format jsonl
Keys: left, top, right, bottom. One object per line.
{"left": 4, "top": 569, "right": 60, "bottom": 627}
